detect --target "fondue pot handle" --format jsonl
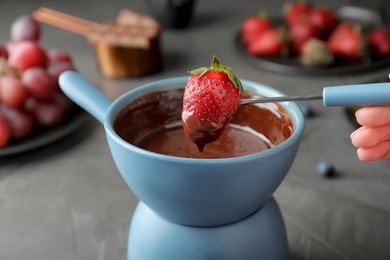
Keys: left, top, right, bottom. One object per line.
{"left": 323, "top": 82, "right": 390, "bottom": 106}
{"left": 59, "top": 71, "right": 112, "bottom": 124}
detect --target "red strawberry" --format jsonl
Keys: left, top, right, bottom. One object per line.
{"left": 247, "top": 27, "right": 290, "bottom": 56}
{"left": 283, "top": 0, "right": 311, "bottom": 27}
{"left": 241, "top": 12, "right": 271, "bottom": 45}
{"left": 308, "top": 6, "right": 338, "bottom": 38}
{"left": 327, "top": 22, "right": 367, "bottom": 62}
{"left": 181, "top": 56, "right": 243, "bottom": 152}
{"left": 368, "top": 27, "right": 390, "bottom": 58}
{"left": 288, "top": 16, "right": 319, "bottom": 54}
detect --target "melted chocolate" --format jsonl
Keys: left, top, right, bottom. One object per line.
{"left": 113, "top": 88, "right": 293, "bottom": 159}
{"left": 181, "top": 108, "right": 231, "bottom": 153}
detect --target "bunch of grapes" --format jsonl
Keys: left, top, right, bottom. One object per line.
{"left": 0, "top": 14, "right": 77, "bottom": 148}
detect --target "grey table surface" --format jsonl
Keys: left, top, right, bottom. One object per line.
{"left": 1, "top": 0, "right": 390, "bottom": 259}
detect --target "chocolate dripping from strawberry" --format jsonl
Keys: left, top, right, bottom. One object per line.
{"left": 181, "top": 56, "right": 244, "bottom": 153}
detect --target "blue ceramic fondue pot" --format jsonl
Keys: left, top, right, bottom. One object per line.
{"left": 59, "top": 71, "right": 305, "bottom": 227}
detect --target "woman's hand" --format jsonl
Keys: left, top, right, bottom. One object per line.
{"left": 351, "top": 106, "right": 390, "bottom": 162}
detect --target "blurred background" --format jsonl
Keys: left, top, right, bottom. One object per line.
{"left": 1, "top": 0, "right": 390, "bottom": 260}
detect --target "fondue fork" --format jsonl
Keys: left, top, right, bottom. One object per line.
{"left": 240, "top": 82, "right": 390, "bottom": 107}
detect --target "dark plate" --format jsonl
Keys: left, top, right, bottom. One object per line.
{"left": 236, "top": 6, "right": 390, "bottom": 76}
{"left": 0, "top": 108, "right": 88, "bottom": 156}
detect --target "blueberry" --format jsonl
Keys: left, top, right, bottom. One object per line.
{"left": 298, "top": 102, "right": 315, "bottom": 118}
{"left": 316, "top": 162, "right": 335, "bottom": 177}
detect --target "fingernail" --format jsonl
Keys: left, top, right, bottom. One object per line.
{"left": 355, "top": 108, "right": 362, "bottom": 117}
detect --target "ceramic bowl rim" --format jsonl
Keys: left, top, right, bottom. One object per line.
{"left": 104, "top": 76, "right": 305, "bottom": 164}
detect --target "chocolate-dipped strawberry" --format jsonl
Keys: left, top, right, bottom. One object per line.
{"left": 181, "top": 56, "right": 243, "bottom": 152}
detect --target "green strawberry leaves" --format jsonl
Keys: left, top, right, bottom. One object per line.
{"left": 188, "top": 56, "right": 244, "bottom": 94}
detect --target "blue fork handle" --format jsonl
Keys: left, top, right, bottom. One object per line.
{"left": 323, "top": 82, "right": 390, "bottom": 106}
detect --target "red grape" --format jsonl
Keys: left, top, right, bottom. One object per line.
{"left": 47, "top": 61, "right": 75, "bottom": 83}
{"left": 5, "top": 41, "right": 16, "bottom": 54}
{"left": 21, "top": 67, "right": 57, "bottom": 100}
{"left": 52, "top": 91, "right": 75, "bottom": 114}
{"left": 7, "top": 41, "right": 48, "bottom": 70}
{"left": 0, "top": 44, "right": 8, "bottom": 59}
{"left": 28, "top": 98, "right": 64, "bottom": 128}
{"left": 0, "top": 105, "right": 35, "bottom": 138}
{"left": 0, "top": 14, "right": 79, "bottom": 148}
{"left": 0, "top": 76, "right": 28, "bottom": 108}
{"left": 47, "top": 49, "right": 72, "bottom": 64}
{"left": 0, "top": 114, "right": 10, "bottom": 147}
{"left": 10, "top": 15, "right": 41, "bottom": 42}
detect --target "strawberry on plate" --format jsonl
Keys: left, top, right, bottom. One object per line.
{"left": 288, "top": 16, "right": 319, "bottom": 54}
{"left": 241, "top": 12, "right": 271, "bottom": 45}
{"left": 327, "top": 22, "right": 367, "bottom": 62}
{"left": 308, "top": 5, "right": 338, "bottom": 39}
{"left": 181, "top": 56, "right": 243, "bottom": 152}
{"left": 283, "top": 0, "right": 311, "bottom": 27}
{"left": 247, "top": 27, "right": 290, "bottom": 56}
{"left": 368, "top": 27, "right": 390, "bottom": 58}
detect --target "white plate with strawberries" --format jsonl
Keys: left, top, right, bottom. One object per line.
{"left": 237, "top": 3, "right": 390, "bottom": 76}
